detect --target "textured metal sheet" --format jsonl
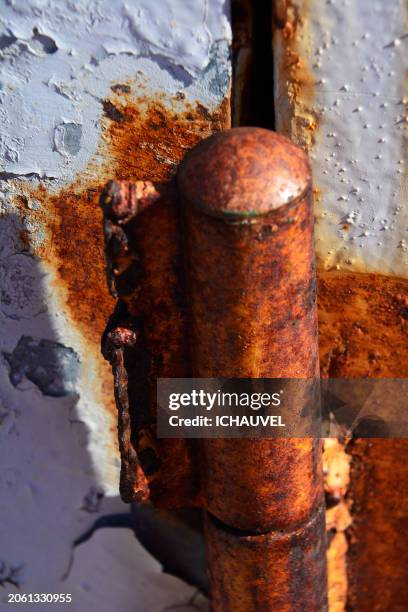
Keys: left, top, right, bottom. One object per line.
{"left": 274, "top": 0, "right": 408, "bottom": 278}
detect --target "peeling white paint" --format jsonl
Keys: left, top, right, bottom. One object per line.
{"left": 0, "top": 0, "right": 231, "bottom": 604}
{"left": 64, "top": 529, "right": 208, "bottom": 612}
{"left": 274, "top": 0, "right": 408, "bottom": 278}
{"left": 0, "top": 0, "right": 231, "bottom": 181}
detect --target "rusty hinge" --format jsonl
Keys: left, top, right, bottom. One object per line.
{"left": 100, "top": 127, "right": 327, "bottom": 611}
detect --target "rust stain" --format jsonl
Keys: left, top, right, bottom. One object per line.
{"left": 281, "top": 1, "right": 314, "bottom": 102}
{"left": 318, "top": 269, "right": 408, "bottom": 611}
{"left": 10, "top": 84, "right": 230, "bottom": 431}
{"left": 318, "top": 270, "right": 408, "bottom": 378}
{"left": 99, "top": 88, "right": 230, "bottom": 182}
{"left": 346, "top": 438, "right": 408, "bottom": 612}
{"left": 29, "top": 182, "right": 112, "bottom": 346}
{"left": 274, "top": 0, "right": 319, "bottom": 150}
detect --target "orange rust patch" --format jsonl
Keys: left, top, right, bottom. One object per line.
{"left": 26, "top": 182, "right": 112, "bottom": 346}
{"left": 99, "top": 91, "right": 230, "bottom": 182}
{"left": 318, "top": 269, "right": 408, "bottom": 611}
{"left": 12, "top": 87, "right": 230, "bottom": 421}
{"left": 327, "top": 531, "right": 348, "bottom": 612}
{"left": 346, "top": 438, "right": 408, "bottom": 611}
{"left": 318, "top": 270, "right": 408, "bottom": 378}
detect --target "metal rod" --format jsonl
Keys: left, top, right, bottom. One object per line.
{"left": 178, "top": 127, "right": 327, "bottom": 610}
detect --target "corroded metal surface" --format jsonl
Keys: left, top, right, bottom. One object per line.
{"left": 178, "top": 128, "right": 310, "bottom": 217}
{"left": 274, "top": 3, "right": 408, "bottom": 609}
{"left": 179, "top": 128, "right": 321, "bottom": 526}
{"left": 100, "top": 179, "right": 199, "bottom": 508}
{"left": 318, "top": 271, "right": 408, "bottom": 612}
{"left": 178, "top": 128, "right": 327, "bottom": 609}
{"left": 206, "top": 509, "right": 327, "bottom": 612}
{"left": 101, "top": 128, "right": 327, "bottom": 609}
{"left": 7, "top": 85, "right": 230, "bottom": 485}
{"left": 346, "top": 439, "right": 408, "bottom": 612}
{"left": 318, "top": 272, "right": 408, "bottom": 379}
{"left": 102, "top": 320, "right": 149, "bottom": 503}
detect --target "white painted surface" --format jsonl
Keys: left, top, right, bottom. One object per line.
{"left": 0, "top": 0, "right": 230, "bottom": 180}
{"left": 65, "top": 529, "right": 208, "bottom": 612}
{"left": 274, "top": 0, "right": 408, "bottom": 278}
{"left": 2, "top": 529, "right": 208, "bottom": 612}
{"left": 0, "top": 0, "right": 230, "bottom": 607}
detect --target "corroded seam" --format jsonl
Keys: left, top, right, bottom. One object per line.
{"left": 206, "top": 507, "right": 328, "bottom": 611}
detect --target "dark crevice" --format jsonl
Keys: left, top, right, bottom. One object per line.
{"left": 207, "top": 511, "right": 273, "bottom": 537}
{"left": 0, "top": 172, "right": 58, "bottom": 181}
{"left": 207, "top": 506, "right": 325, "bottom": 539}
{"left": 325, "top": 491, "right": 341, "bottom": 510}
{"left": 231, "top": 0, "right": 275, "bottom": 129}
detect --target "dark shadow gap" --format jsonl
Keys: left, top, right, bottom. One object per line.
{"left": 231, "top": 0, "right": 275, "bottom": 129}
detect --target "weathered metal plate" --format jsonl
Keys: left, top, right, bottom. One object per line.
{"left": 273, "top": 3, "right": 408, "bottom": 610}
{"left": 274, "top": 0, "right": 408, "bottom": 277}
{"left": 0, "top": 0, "right": 231, "bottom": 602}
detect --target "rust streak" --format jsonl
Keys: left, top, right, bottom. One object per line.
{"left": 274, "top": 0, "right": 318, "bottom": 150}
{"left": 10, "top": 85, "right": 229, "bottom": 441}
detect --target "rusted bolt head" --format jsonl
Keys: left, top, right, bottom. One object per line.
{"left": 177, "top": 127, "right": 311, "bottom": 218}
